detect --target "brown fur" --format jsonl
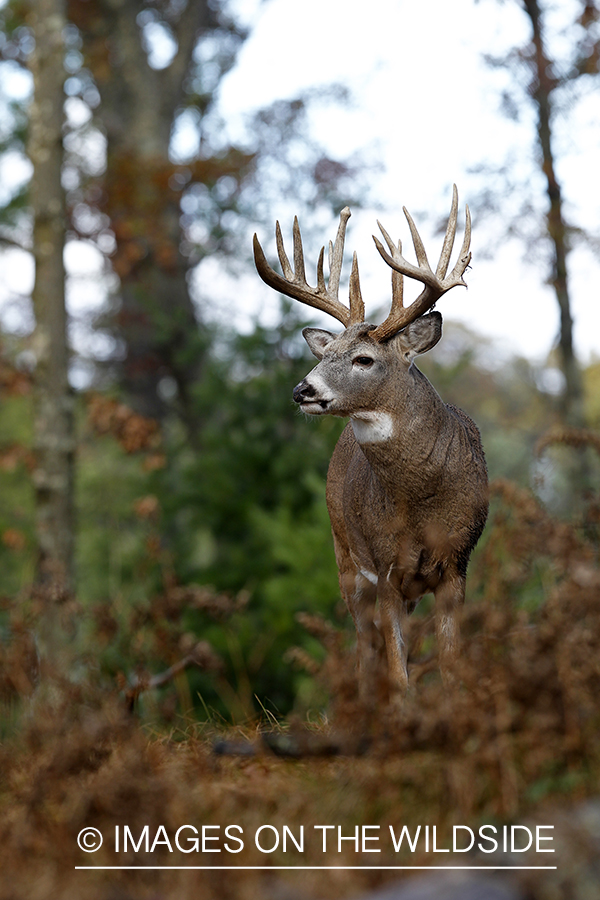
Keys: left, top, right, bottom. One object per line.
{"left": 255, "top": 191, "right": 486, "bottom": 702}
{"left": 296, "top": 317, "right": 488, "bottom": 701}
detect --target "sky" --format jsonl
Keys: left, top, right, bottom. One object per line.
{"left": 211, "top": 0, "right": 600, "bottom": 368}
{"left": 1, "top": 0, "right": 599, "bottom": 374}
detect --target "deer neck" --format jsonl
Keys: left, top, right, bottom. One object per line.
{"left": 350, "top": 366, "right": 455, "bottom": 497}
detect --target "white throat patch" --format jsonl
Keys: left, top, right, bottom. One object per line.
{"left": 351, "top": 411, "right": 394, "bottom": 444}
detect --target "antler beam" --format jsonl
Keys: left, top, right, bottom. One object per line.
{"left": 253, "top": 208, "right": 365, "bottom": 328}
{"left": 371, "top": 184, "right": 471, "bottom": 342}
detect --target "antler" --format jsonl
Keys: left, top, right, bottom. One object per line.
{"left": 371, "top": 184, "right": 471, "bottom": 343}
{"left": 253, "top": 207, "right": 365, "bottom": 328}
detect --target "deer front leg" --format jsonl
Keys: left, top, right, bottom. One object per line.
{"left": 339, "top": 570, "right": 382, "bottom": 702}
{"left": 434, "top": 571, "right": 465, "bottom": 687}
{"left": 377, "top": 574, "right": 410, "bottom": 704}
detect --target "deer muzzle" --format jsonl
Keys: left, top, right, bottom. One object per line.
{"left": 292, "top": 379, "right": 330, "bottom": 411}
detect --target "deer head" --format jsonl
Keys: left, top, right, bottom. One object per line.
{"left": 253, "top": 186, "right": 471, "bottom": 429}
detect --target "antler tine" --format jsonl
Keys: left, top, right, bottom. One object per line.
{"left": 376, "top": 220, "right": 397, "bottom": 257}
{"left": 403, "top": 206, "right": 433, "bottom": 273}
{"left": 275, "top": 221, "right": 294, "bottom": 281}
{"left": 373, "top": 228, "right": 439, "bottom": 290}
{"left": 369, "top": 240, "right": 438, "bottom": 342}
{"left": 328, "top": 206, "right": 351, "bottom": 300}
{"left": 435, "top": 183, "right": 458, "bottom": 280}
{"left": 377, "top": 221, "right": 404, "bottom": 311}
{"left": 292, "top": 216, "right": 307, "bottom": 285}
{"left": 316, "top": 246, "right": 327, "bottom": 294}
{"left": 348, "top": 252, "right": 365, "bottom": 324}
{"left": 253, "top": 209, "right": 361, "bottom": 327}
{"left": 371, "top": 187, "right": 471, "bottom": 343}
{"left": 446, "top": 202, "right": 471, "bottom": 286}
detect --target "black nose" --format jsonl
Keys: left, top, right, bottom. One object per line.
{"left": 293, "top": 380, "right": 316, "bottom": 404}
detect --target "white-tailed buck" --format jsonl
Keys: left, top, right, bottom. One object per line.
{"left": 253, "top": 186, "right": 488, "bottom": 702}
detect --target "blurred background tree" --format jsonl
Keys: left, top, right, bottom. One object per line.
{"left": 474, "top": 0, "right": 600, "bottom": 428}
{"left": 62, "top": 0, "right": 361, "bottom": 431}
{"left": 26, "top": 0, "right": 75, "bottom": 652}
{"left": 466, "top": 0, "right": 600, "bottom": 518}
{"left": 0, "top": 0, "right": 361, "bottom": 714}
{"left": 0, "top": 0, "right": 599, "bottom": 720}
{"left": 65, "top": 0, "right": 247, "bottom": 428}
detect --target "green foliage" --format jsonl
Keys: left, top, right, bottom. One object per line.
{"left": 4, "top": 306, "right": 598, "bottom": 719}
{"left": 77, "top": 432, "right": 161, "bottom": 605}
{"left": 0, "top": 303, "right": 347, "bottom": 715}
{"left": 154, "top": 306, "right": 345, "bottom": 712}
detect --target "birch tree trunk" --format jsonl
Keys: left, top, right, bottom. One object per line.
{"left": 27, "top": 0, "right": 74, "bottom": 600}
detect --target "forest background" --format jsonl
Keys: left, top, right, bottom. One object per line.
{"left": 1, "top": 1, "right": 600, "bottom": 898}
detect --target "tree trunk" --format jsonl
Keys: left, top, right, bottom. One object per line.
{"left": 523, "top": 0, "right": 585, "bottom": 428}
{"left": 68, "top": 0, "right": 212, "bottom": 428}
{"left": 27, "top": 0, "right": 75, "bottom": 599}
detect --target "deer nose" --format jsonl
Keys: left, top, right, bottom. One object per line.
{"left": 293, "top": 380, "right": 316, "bottom": 404}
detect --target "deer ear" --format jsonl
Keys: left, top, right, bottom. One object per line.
{"left": 394, "top": 312, "right": 442, "bottom": 361}
{"left": 302, "top": 327, "right": 336, "bottom": 360}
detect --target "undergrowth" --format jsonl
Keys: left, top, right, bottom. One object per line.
{"left": 1, "top": 429, "right": 600, "bottom": 899}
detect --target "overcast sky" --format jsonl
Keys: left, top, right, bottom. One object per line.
{"left": 1, "top": 0, "right": 599, "bottom": 372}
{"left": 212, "top": 0, "right": 600, "bottom": 367}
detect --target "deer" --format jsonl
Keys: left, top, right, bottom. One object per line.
{"left": 253, "top": 186, "right": 488, "bottom": 704}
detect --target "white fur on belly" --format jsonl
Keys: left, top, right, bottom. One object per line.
{"left": 351, "top": 411, "right": 394, "bottom": 444}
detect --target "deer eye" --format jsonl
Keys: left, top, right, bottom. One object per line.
{"left": 353, "top": 356, "right": 374, "bottom": 368}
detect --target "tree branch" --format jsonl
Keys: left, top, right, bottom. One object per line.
{"left": 162, "top": 0, "right": 210, "bottom": 112}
